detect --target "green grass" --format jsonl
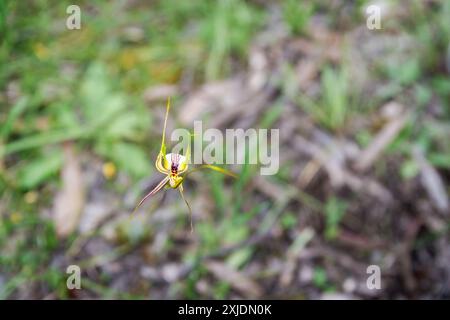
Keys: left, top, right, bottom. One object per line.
{"left": 324, "top": 196, "right": 347, "bottom": 240}
{"left": 298, "top": 65, "right": 354, "bottom": 132}
{"left": 282, "top": 0, "right": 313, "bottom": 36}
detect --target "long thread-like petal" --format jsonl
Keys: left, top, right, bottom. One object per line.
{"left": 184, "top": 165, "right": 237, "bottom": 179}
{"left": 160, "top": 97, "right": 170, "bottom": 156}
{"left": 133, "top": 176, "right": 169, "bottom": 214}
{"left": 178, "top": 184, "right": 193, "bottom": 233}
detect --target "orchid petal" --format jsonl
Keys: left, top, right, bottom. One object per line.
{"left": 178, "top": 183, "right": 193, "bottom": 233}
{"left": 133, "top": 176, "right": 169, "bottom": 214}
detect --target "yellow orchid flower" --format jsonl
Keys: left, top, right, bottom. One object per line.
{"left": 133, "top": 97, "right": 237, "bottom": 232}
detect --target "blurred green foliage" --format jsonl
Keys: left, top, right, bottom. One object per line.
{"left": 282, "top": 0, "right": 313, "bottom": 36}
{"left": 0, "top": 0, "right": 266, "bottom": 299}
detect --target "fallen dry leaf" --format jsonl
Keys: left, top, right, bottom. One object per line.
{"left": 52, "top": 142, "right": 85, "bottom": 238}
{"left": 355, "top": 102, "right": 408, "bottom": 172}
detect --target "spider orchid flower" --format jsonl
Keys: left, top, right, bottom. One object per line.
{"left": 133, "top": 98, "right": 237, "bottom": 232}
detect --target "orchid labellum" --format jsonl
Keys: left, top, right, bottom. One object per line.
{"left": 133, "top": 98, "right": 237, "bottom": 232}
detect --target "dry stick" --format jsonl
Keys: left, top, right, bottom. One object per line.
{"left": 293, "top": 134, "right": 393, "bottom": 203}
{"left": 413, "top": 146, "right": 449, "bottom": 213}
{"left": 279, "top": 227, "right": 315, "bottom": 287}
{"left": 254, "top": 175, "right": 322, "bottom": 212}
{"left": 355, "top": 112, "right": 409, "bottom": 172}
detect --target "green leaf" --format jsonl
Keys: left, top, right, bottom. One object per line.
{"left": 0, "top": 97, "right": 29, "bottom": 140}
{"left": 88, "top": 95, "right": 127, "bottom": 131}
{"left": 104, "top": 112, "right": 145, "bottom": 140}
{"left": 16, "top": 150, "right": 63, "bottom": 189}
{"left": 80, "top": 63, "right": 111, "bottom": 117}
{"left": 1, "top": 127, "right": 86, "bottom": 157}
